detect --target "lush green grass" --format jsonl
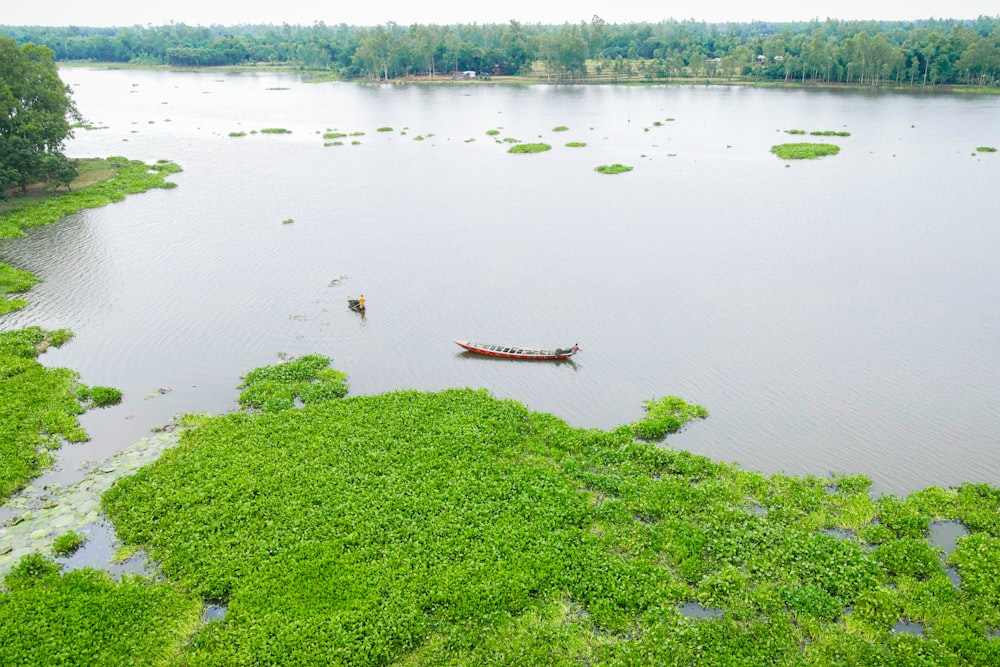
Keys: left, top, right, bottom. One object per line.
{"left": 228, "top": 131, "right": 247, "bottom": 137}
{"left": 0, "top": 327, "right": 111, "bottom": 499}
{"left": 322, "top": 132, "right": 347, "bottom": 139}
{"left": 976, "top": 146, "right": 997, "bottom": 152}
{"left": 770, "top": 143, "right": 841, "bottom": 159}
{"left": 552, "top": 125, "right": 570, "bottom": 132}
{"left": 811, "top": 130, "right": 851, "bottom": 136}
{"left": 508, "top": 143, "right": 551, "bottom": 154}
{"left": 595, "top": 163, "right": 633, "bottom": 174}
{"left": 785, "top": 129, "right": 806, "bottom": 134}
{"left": 566, "top": 142, "right": 587, "bottom": 147}
{"left": 259, "top": 127, "right": 292, "bottom": 134}
{"left": 0, "top": 554, "right": 201, "bottom": 666}
{"left": 486, "top": 129, "right": 500, "bottom": 136}
{"left": 377, "top": 126, "right": 393, "bottom": 132}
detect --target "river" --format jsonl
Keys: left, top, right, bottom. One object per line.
{"left": 2, "top": 67, "right": 999, "bottom": 497}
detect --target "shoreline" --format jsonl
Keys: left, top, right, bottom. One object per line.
{"left": 56, "top": 61, "right": 1000, "bottom": 94}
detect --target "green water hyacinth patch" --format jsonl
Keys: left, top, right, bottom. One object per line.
{"left": 237, "top": 353, "right": 347, "bottom": 412}
{"left": 595, "top": 163, "right": 633, "bottom": 174}
{"left": 90, "top": 356, "right": 1000, "bottom": 665}
{"left": 508, "top": 143, "right": 551, "bottom": 154}
{"left": 1, "top": 327, "right": 119, "bottom": 500}
{"left": 976, "top": 146, "right": 997, "bottom": 152}
{"left": 0, "top": 554, "right": 201, "bottom": 666}
{"left": 771, "top": 143, "right": 841, "bottom": 159}
{"left": 630, "top": 395, "right": 708, "bottom": 440}
{"left": 0, "top": 265, "right": 38, "bottom": 314}
{"left": 0, "top": 157, "right": 182, "bottom": 240}
{"left": 51, "top": 531, "right": 85, "bottom": 556}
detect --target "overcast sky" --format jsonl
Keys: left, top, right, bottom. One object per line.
{"left": 3, "top": 1, "right": 998, "bottom": 27}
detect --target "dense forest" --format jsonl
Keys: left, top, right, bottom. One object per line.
{"left": 3, "top": 16, "right": 1000, "bottom": 86}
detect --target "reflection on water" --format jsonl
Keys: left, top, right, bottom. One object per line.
{"left": 2, "top": 68, "right": 999, "bottom": 498}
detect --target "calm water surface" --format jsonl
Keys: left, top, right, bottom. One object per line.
{"left": 2, "top": 68, "right": 999, "bottom": 496}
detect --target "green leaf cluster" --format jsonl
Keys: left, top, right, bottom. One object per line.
{"left": 51, "top": 531, "right": 85, "bottom": 556}
{"left": 0, "top": 264, "right": 38, "bottom": 314}
{"left": 0, "top": 327, "right": 112, "bottom": 499}
{"left": 770, "top": 143, "right": 841, "bottom": 159}
{"left": 595, "top": 163, "right": 633, "bottom": 174}
{"left": 75, "top": 385, "right": 123, "bottom": 408}
{"left": 0, "top": 555, "right": 201, "bottom": 666}
{"left": 508, "top": 143, "right": 551, "bottom": 153}
{"left": 237, "top": 353, "right": 348, "bottom": 412}
{"left": 89, "top": 373, "right": 1000, "bottom": 665}
{"left": 630, "top": 395, "right": 708, "bottom": 440}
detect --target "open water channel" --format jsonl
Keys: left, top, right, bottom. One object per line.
{"left": 3, "top": 67, "right": 999, "bottom": 503}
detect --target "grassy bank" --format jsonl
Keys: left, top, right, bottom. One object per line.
{"left": 8, "top": 355, "right": 996, "bottom": 665}
{"left": 0, "top": 157, "right": 182, "bottom": 314}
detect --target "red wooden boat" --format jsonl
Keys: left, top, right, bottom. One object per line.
{"left": 454, "top": 340, "right": 579, "bottom": 360}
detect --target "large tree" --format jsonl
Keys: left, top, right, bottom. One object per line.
{"left": 0, "top": 37, "right": 79, "bottom": 198}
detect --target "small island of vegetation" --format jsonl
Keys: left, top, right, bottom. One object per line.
{"left": 508, "top": 142, "right": 552, "bottom": 154}
{"left": 595, "top": 163, "right": 634, "bottom": 174}
{"left": 770, "top": 143, "right": 842, "bottom": 159}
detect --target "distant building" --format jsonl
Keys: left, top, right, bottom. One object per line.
{"left": 463, "top": 71, "right": 477, "bottom": 78}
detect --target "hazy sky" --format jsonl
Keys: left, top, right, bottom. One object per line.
{"left": 4, "top": 1, "right": 998, "bottom": 27}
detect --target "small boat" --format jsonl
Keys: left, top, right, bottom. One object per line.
{"left": 454, "top": 340, "right": 579, "bottom": 360}
{"left": 348, "top": 297, "right": 365, "bottom": 312}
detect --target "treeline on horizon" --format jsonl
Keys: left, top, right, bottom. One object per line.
{"left": 3, "top": 15, "right": 1000, "bottom": 86}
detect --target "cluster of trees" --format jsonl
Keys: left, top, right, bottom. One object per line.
{"left": 3, "top": 16, "right": 1000, "bottom": 86}
{"left": 0, "top": 37, "right": 78, "bottom": 198}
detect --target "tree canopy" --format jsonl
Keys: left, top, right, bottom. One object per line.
{"left": 0, "top": 37, "right": 78, "bottom": 198}
{"left": 3, "top": 17, "right": 1000, "bottom": 86}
